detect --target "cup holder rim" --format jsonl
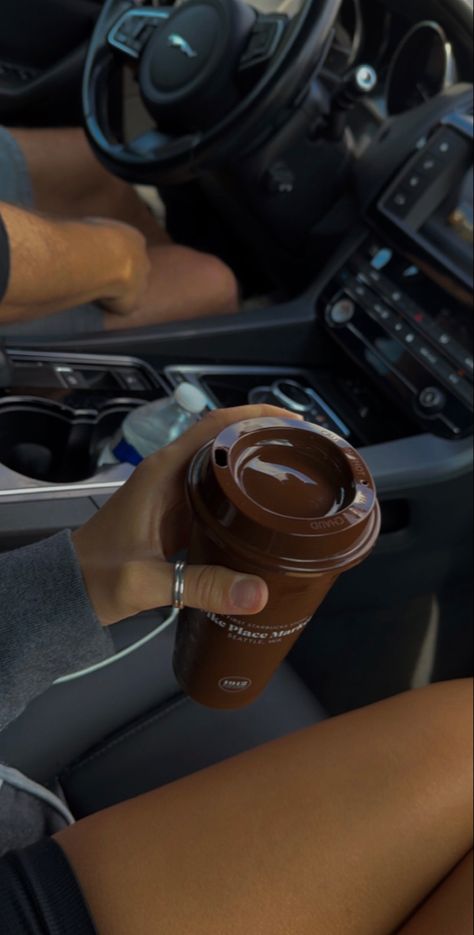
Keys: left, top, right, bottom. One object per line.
{"left": 0, "top": 397, "right": 142, "bottom": 485}
{"left": 0, "top": 395, "right": 143, "bottom": 425}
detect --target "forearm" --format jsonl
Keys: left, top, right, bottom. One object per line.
{"left": 0, "top": 203, "right": 130, "bottom": 323}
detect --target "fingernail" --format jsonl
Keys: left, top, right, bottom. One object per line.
{"left": 230, "top": 577, "right": 265, "bottom": 611}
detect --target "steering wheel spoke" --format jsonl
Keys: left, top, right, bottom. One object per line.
{"left": 238, "top": 13, "right": 289, "bottom": 86}
{"left": 108, "top": 6, "right": 170, "bottom": 61}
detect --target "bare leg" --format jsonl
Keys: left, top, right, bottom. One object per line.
{"left": 10, "top": 127, "right": 239, "bottom": 320}
{"left": 10, "top": 127, "right": 169, "bottom": 245}
{"left": 56, "top": 679, "right": 473, "bottom": 935}
{"left": 103, "top": 243, "right": 239, "bottom": 327}
{"left": 397, "top": 851, "right": 473, "bottom": 935}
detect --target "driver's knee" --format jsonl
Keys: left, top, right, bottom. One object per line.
{"left": 189, "top": 249, "right": 239, "bottom": 316}
{"left": 103, "top": 243, "right": 239, "bottom": 330}
{"left": 149, "top": 242, "right": 239, "bottom": 317}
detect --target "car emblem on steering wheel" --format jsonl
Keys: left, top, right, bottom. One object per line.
{"left": 167, "top": 34, "right": 198, "bottom": 59}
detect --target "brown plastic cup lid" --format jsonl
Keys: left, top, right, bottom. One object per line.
{"left": 187, "top": 418, "right": 381, "bottom": 574}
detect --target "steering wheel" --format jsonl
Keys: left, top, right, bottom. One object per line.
{"left": 83, "top": 0, "right": 342, "bottom": 184}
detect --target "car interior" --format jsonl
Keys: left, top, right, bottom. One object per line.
{"left": 0, "top": 0, "right": 472, "bottom": 821}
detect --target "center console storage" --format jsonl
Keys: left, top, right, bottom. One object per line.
{"left": 0, "top": 352, "right": 168, "bottom": 497}
{"left": 0, "top": 399, "right": 142, "bottom": 483}
{"left": 0, "top": 348, "right": 417, "bottom": 504}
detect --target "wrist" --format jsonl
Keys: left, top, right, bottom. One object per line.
{"left": 80, "top": 219, "right": 149, "bottom": 313}
{"left": 78, "top": 220, "right": 134, "bottom": 303}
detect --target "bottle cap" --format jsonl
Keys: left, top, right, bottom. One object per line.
{"left": 174, "top": 383, "right": 209, "bottom": 415}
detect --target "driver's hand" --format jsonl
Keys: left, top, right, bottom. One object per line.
{"left": 72, "top": 406, "right": 302, "bottom": 626}
{"left": 86, "top": 218, "right": 152, "bottom": 316}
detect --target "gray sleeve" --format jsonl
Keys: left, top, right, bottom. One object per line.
{"left": 0, "top": 531, "right": 114, "bottom": 731}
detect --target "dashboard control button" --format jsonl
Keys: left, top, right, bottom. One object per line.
{"left": 426, "top": 129, "right": 469, "bottom": 163}
{"left": 57, "top": 369, "right": 85, "bottom": 389}
{"left": 119, "top": 371, "right": 147, "bottom": 392}
{"left": 418, "top": 387, "right": 446, "bottom": 411}
{"left": 447, "top": 371, "right": 461, "bottom": 387}
{"left": 394, "top": 192, "right": 408, "bottom": 205}
{"left": 394, "top": 297, "right": 422, "bottom": 322}
{"left": 429, "top": 361, "right": 473, "bottom": 408}
{"left": 438, "top": 333, "right": 451, "bottom": 346}
{"left": 385, "top": 190, "right": 411, "bottom": 217}
{"left": 371, "top": 302, "right": 393, "bottom": 323}
{"left": 417, "top": 344, "right": 439, "bottom": 368}
{"left": 367, "top": 269, "right": 381, "bottom": 284}
{"left": 389, "top": 290, "right": 404, "bottom": 306}
{"left": 419, "top": 156, "right": 438, "bottom": 174}
{"left": 329, "top": 298, "right": 355, "bottom": 324}
{"left": 397, "top": 169, "right": 433, "bottom": 199}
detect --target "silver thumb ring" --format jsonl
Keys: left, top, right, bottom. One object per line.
{"left": 172, "top": 560, "right": 186, "bottom": 611}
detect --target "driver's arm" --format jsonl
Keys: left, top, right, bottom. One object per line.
{"left": 0, "top": 202, "right": 150, "bottom": 324}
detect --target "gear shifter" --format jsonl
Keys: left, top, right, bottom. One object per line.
{"left": 0, "top": 347, "right": 13, "bottom": 389}
{"left": 327, "top": 65, "right": 378, "bottom": 141}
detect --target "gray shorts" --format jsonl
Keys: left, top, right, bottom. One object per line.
{"left": 0, "top": 126, "right": 104, "bottom": 338}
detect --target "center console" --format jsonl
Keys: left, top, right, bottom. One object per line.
{"left": 0, "top": 345, "right": 417, "bottom": 508}
{"left": 324, "top": 115, "right": 473, "bottom": 440}
{"left": 0, "top": 352, "right": 168, "bottom": 499}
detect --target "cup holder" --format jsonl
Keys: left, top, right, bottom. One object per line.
{"left": 0, "top": 399, "right": 135, "bottom": 483}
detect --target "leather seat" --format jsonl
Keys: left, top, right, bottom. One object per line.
{"left": 61, "top": 660, "right": 325, "bottom": 818}
{"left": 0, "top": 611, "right": 325, "bottom": 818}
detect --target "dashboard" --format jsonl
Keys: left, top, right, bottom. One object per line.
{"left": 311, "top": 2, "right": 474, "bottom": 442}
{"left": 252, "top": 0, "right": 471, "bottom": 96}
{"left": 345, "top": 1, "right": 468, "bottom": 106}
{"left": 323, "top": 96, "right": 473, "bottom": 441}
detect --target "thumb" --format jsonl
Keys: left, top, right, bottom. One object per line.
{"left": 181, "top": 564, "right": 269, "bottom": 616}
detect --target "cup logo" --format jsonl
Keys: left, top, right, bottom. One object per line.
{"left": 218, "top": 677, "right": 252, "bottom": 693}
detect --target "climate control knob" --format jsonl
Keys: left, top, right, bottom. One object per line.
{"left": 329, "top": 298, "right": 355, "bottom": 325}
{"left": 418, "top": 387, "right": 446, "bottom": 412}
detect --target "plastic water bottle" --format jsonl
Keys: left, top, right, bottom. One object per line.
{"left": 99, "top": 383, "right": 210, "bottom": 466}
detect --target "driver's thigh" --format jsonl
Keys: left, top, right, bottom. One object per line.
{"left": 10, "top": 127, "right": 120, "bottom": 215}
{"left": 56, "top": 679, "right": 473, "bottom": 935}
{"left": 9, "top": 127, "right": 170, "bottom": 244}
{"left": 103, "top": 243, "right": 239, "bottom": 327}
